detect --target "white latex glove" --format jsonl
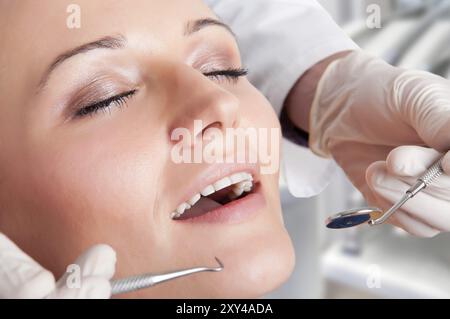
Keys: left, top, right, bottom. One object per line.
{"left": 310, "top": 50, "right": 450, "bottom": 236}
{"left": 366, "top": 146, "right": 450, "bottom": 237}
{"left": 0, "top": 233, "right": 116, "bottom": 298}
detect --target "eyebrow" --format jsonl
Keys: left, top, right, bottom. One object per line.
{"left": 37, "top": 18, "right": 234, "bottom": 92}
{"left": 185, "top": 18, "right": 234, "bottom": 37}
{"left": 37, "top": 35, "right": 126, "bottom": 91}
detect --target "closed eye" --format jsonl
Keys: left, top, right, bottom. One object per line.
{"left": 71, "top": 68, "right": 246, "bottom": 119}
{"left": 74, "top": 89, "right": 137, "bottom": 118}
{"left": 203, "top": 67, "right": 248, "bottom": 84}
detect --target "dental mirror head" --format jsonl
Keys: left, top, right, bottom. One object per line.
{"left": 325, "top": 207, "right": 383, "bottom": 229}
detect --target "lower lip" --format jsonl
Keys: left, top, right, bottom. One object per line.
{"left": 175, "top": 184, "right": 265, "bottom": 224}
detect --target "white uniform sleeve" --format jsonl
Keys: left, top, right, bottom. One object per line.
{"left": 205, "top": 0, "right": 359, "bottom": 197}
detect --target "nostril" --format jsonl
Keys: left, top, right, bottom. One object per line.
{"left": 201, "top": 121, "right": 222, "bottom": 137}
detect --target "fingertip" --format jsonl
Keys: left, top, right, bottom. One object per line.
{"left": 89, "top": 244, "right": 117, "bottom": 265}
{"left": 441, "top": 151, "right": 450, "bottom": 175}
{"left": 365, "top": 160, "right": 386, "bottom": 189}
{"left": 386, "top": 146, "right": 440, "bottom": 176}
{"left": 75, "top": 244, "right": 117, "bottom": 279}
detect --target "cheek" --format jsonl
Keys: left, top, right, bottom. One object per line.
{"left": 238, "top": 82, "right": 282, "bottom": 180}
{"left": 17, "top": 121, "right": 168, "bottom": 272}
{"left": 36, "top": 137, "right": 161, "bottom": 220}
{"left": 239, "top": 81, "right": 281, "bottom": 131}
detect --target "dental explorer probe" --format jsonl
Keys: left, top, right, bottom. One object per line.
{"left": 110, "top": 257, "right": 224, "bottom": 296}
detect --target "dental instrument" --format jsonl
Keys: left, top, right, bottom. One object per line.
{"left": 110, "top": 257, "right": 224, "bottom": 296}
{"left": 326, "top": 155, "right": 444, "bottom": 229}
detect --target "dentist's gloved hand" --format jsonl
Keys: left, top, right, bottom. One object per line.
{"left": 0, "top": 233, "right": 116, "bottom": 298}
{"left": 310, "top": 50, "right": 450, "bottom": 236}
{"left": 366, "top": 146, "right": 450, "bottom": 237}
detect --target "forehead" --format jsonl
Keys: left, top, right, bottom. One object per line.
{"left": 1, "top": 0, "right": 211, "bottom": 32}
{"left": 0, "top": 0, "right": 212, "bottom": 98}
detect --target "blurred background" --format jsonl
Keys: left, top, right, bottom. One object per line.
{"left": 268, "top": 0, "right": 450, "bottom": 299}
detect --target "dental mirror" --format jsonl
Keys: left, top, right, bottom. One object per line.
{"left": 325, "top": 207, "right": 383, "bottom": 229}
{"left": 326, "top": 154, "right": 445, "bottom": 230}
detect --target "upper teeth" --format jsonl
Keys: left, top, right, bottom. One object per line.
{"left": 170, "top": 172, "right": 254, "bottom": 219}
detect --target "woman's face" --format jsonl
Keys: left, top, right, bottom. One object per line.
{"left": 0, "top": 0, "right": 294, "bottom": 298}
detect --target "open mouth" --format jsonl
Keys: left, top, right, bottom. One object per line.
{"left": 170, "top": 172, "right": 256, "bottom": 220}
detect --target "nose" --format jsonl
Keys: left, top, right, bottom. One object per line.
{"left": 166, "top": 63, "right": 240, "bottom": 145}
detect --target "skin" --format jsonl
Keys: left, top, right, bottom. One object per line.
{"left": 0, "top": 0, "right": 294, "bottom": 298}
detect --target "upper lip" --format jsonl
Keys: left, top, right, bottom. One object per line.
{"left": 171, "top": 162, "right": 261, "bottom": 216}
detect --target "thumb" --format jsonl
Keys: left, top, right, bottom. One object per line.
{"left": 385, "top": 145, "right": 442, "bottom": 177}
{"left": 73, "top": 244, "right": 116, "bottom": 279}
{"left": 55, "top": 244, "right": 116, "bottom": 291}
{"left": 441, "top": 151, "right": 450, "bottom": 176}
{"left": 385, "top": 146, "right": 450, "bottom": 192}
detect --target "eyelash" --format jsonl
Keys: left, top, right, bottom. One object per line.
{"left": 203, "top": 67, "right": 248, "bottom": 84}
{"left": 74, "top": 90, "right": 137, "bottom": 118}
{"left": 74, "top": 67, "right": 248, "bottom": 118}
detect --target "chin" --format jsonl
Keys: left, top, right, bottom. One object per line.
{"left": 123, "top": 218, "right": 295, "bottom": 299}
{"left": 214, "top": 226, "right": 295, "bottom": 298}
{"left": 186, "top": 202, "right": 296, "bottom": 298}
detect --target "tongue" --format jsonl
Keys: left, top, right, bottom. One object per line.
{"left": 208, "top": 185, "right": 234, "bottom": 203}
{"left": 177, "top": 196, "right": 222, "bottom": 220}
